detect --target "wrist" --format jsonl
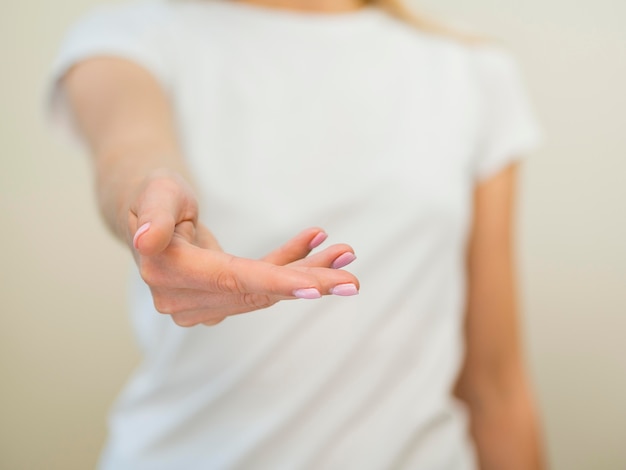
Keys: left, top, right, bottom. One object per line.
{"left": 94, "top": 153, "right": 188, "bottom": 244}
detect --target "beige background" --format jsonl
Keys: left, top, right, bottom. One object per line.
{"left": 1, "top": 0, "right": 625, "bottom": 468}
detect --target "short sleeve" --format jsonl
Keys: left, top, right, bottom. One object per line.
{"left": 46, "top": 1, "right": 172, "bottom": 144}
{"left": 471, "top": 46, "right": 542, "bottom": 181}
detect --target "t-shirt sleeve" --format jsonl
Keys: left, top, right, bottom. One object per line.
{"left": 471, "top": 46, "right": 542, "bottom": 181}
{"left": 46, "top": 2, "right": 172, "bottom": 144}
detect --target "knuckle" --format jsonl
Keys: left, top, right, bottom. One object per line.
{"left": 139, "top": 260, "right": 161, "bottom": 286}
{"left": 213, "top": 264, "right": 243, "bottom": 294}
{"left": 152, "top": 294, "right": 176, "bottom": 315}
{"left": 139, "top": 263, "right": 154, "bottom": 285}
{"left": 202, "top": 316, "right": 227, "bottom": 327}
{"left": 171, "top": 314, "right": 196, "bottom": 328}
{"left": 241, "top": 294, "right": 273, "bottom": 310}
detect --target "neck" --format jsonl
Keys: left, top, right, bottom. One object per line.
{"left": 234, "top": 0, "right": 369, "bottom": 13}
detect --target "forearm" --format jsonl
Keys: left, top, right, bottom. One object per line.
{"left": 462, "top": 381, "right": 546, "bottom": 470}
{"left": 93, "top": 148, "right": 189, "bottom": 242}
{"left": 462, "top": 165, "right": 546, "bottom": 469}
{"left": 62, "top": 57, "right": 192, "bottom": 242}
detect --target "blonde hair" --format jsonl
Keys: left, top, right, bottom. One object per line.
{"left": 370, "top": 0, "right": 486, "bottom": 44}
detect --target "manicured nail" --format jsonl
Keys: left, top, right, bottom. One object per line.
{"left": 309, "top": 231, "right": 328, "bottom": 250}
{"left": 331, "top": 252, "right": 356, "bottom": 269}
{"left": 330, "top": 283, "right": 359, "bottom": 296}
{"left": 133, "top": 222, "right": 151, "bottom": 249}
{"left": 293, "top": 288, "right": 322, "bottom": 299}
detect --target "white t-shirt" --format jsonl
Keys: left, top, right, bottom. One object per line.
{"left": 49, "top": 1, "right": 540, "bottom": 468}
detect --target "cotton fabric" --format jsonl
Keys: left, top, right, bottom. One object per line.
{"left": 49, "top": 1, "right": 541, "bottom": 468}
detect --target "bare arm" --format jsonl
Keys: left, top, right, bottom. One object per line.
{"left": 63, "top": 57, "right": 189, "bottom": 246}
{"left": 62, "top": 57, "right": 359, "bottom": 326}
{"left": 455, "top": 164, "right": 546, "bottom": 469}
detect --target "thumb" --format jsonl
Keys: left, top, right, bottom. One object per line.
{"left": 131, "top": 177, "right": 198, "bottom": 256}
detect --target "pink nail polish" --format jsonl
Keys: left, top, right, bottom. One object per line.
{"left": 309, "top": 232, "right": 328, "bottom": 250}
{"left": 133, "top": 222, "right": 151, "bottom": 249}
{"left": 293, "top": 288, "right": 322, "bottom": 300}
{"left": 331, "top": 252, "right": 356, "bottom": 269}
{"left": 330, "top": 283, "right": 359, "bottom": 296}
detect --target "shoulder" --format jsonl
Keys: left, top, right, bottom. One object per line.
{"left": 464, "top": 45, "right": 541, "bottom": 180}
{"left": 428, "top": 36, "right": 522, "bottom": 86}
{"left": 378, "top": 12, "right": 521, "bottom": 76}
{"left": 468, "top": 43, "right": 524, "bottom": 88}
{"left": 50, "top": 1, "right": 180, "bottom": 106}
{"left": 418, "top": 35, "right": 528, "bottom": 103}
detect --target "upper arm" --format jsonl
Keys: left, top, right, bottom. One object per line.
{"left": 456, "top": 162, "right": 527, "bottom": 401}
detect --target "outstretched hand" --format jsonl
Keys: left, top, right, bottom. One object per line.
{"left": 126, "top": 171, "right": 359, "bottom": 327}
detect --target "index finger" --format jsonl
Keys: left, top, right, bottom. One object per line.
{"left": 182, "top": 245, "right": 360, "bottom": 298}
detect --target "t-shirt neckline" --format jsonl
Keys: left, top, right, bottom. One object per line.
{"left": 208, "top": 0, "right": 384, "bottom": 28}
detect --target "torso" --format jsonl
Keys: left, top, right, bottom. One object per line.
{"left": 98, "top": 2, "right": 491, "bottom": 468}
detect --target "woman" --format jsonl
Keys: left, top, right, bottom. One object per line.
{"left": 49, "top": 0, "right": 545, "bottom": 468}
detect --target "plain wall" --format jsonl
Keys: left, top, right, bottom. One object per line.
{"left": 1, "top": 0, "right": 625, "bottom": 468}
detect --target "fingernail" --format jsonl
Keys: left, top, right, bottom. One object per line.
{"left": 330, "top": 283, "right": 359, "bottom": 296}
{"left": 331, "top": 252, "right": 357, "bottom": 269}
{"left": 293, "top": 288, "right": 322, "bottom": 300}
{"left": 309, "top": 232, "right": 328, "bottom": 250}
{"left": 133, "top": 222, "right": 151, "bottom": 249}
